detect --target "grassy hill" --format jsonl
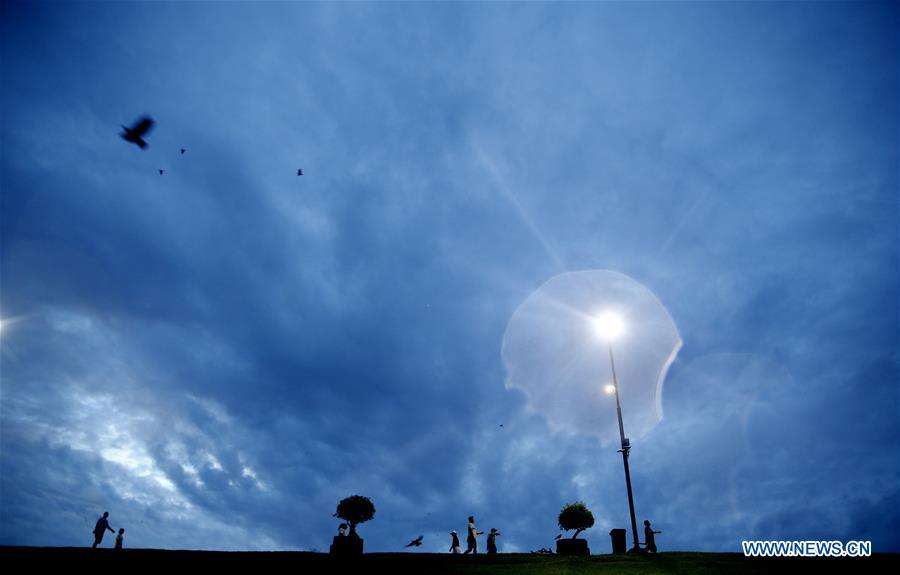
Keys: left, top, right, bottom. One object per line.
{"left": 1, "top": 547, "right": 896, "bottom": 573}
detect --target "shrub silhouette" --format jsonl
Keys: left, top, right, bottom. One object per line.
{"left": 558, "top": 501, "right": 594, "bottom": 539}
{"left": 335, "top": 495, "right": 376, "bottom": 538}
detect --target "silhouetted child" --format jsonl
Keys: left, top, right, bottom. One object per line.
{"left": 487, "top": 528, "right": 500, "bottom": 554}
{"left": 338, "top": 523, "right": 348, "bottom": 537}
{"left": 115, "top": 528, "right": 125, "bottom": 550}
{"left": 449, "top": 530, "right": 461, "bottom": 554}
{"left": 644, "top": 520, "right": 661, "bottom": 553}
{"left": 92, "top": 511, "right": 115, "bottom": 548}
{"left": 463, "top": 515, "right": 484, "bottom": 554}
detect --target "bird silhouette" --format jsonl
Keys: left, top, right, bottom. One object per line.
{"left": 180, "top": 148, "right": 186, "bottom": 154}
{"left": 297, "top": 169, "right": 303, "bottom": 176}
{"left": 405, "top": 535, "right": 423, "bottom": 547}
{"left": 120, "top": 116, "right": 154, "bottom": 149}
{"left": 159, "top": 169, "right": 164, "bottom": 175}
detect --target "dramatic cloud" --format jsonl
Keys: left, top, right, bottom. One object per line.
{"left": 2, "top": 0, "right": 897, "bottom": 555}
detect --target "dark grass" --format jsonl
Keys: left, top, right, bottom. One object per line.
{"left": 1, "top": 547, "right": 897, "bottom": 573}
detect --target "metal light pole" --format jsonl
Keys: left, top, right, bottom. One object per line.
{"left": 607, "top": 341, "right": 640, "bottom": 553}
{"left": 595, "top": 312, "right": 640, "bottom": 553}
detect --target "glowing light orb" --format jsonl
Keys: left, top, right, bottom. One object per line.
{"left": 593, "top": 312, "right": 624, "bottom": 340}
{"left": 502, "top": 270, "right": 681, "bottom": 444}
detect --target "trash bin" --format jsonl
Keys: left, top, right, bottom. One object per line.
{"left": 609, "top": 528, "right": 627, "bottom": 554}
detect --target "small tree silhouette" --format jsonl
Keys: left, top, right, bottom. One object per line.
{"left": 558, "top": 501, "right": 595, "bottom": 539}
{"left": 335, "top": 495, "right": 376, "bottom": 538}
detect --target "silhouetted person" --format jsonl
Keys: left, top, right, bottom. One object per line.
{"left": 115, "top": 528, "right": 125, "bottom": 550}
{"left": 338, "top": 523, "right": 348, "bottom": 537}
{"left": 487, "top": 528, "right": 500, "bottom": 554}
{"left": 463, "top": 515, "right": 483, "bottom": 554}
{"left": 405, "top": 535, "right": 423, "bottom": 547}
{"left": 120, "top": 117, "right": 154, "bottom": 149}
{"left": 92, "top": 511, "right": 114, "bottom": 548}
{"left": 449, "top": 530, "right": 461, "bottom": 553}
{"left": 644, "top": 520, "right": 661, "bottom": 553}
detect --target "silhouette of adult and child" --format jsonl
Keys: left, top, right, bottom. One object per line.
{"left": 92, "top": 511, "right": 125, "bottom": 549}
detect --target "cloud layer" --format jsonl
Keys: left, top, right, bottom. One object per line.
{"left": 2, "top": 1, "right": 897, "bottom": 553}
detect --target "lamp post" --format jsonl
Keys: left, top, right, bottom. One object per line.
{"left": 594, "top": 312, "right": 641, "bottom": 553}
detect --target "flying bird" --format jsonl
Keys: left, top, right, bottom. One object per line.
{"left": 297, "top": 169, "right": 303, "bottom": 176}
{"left": 120, "top": 116, "right": 154, "bottom": 149}
{"left": 158, "top": 169, "right": 164, "bottom": 175}
{"left": 180, "top": 148, "right": 186, "bottom": 154}
{"left": 405, "top": 536, "right": 423, "bottom": 547}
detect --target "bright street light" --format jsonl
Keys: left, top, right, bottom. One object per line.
{"left": 592, "top": 311, "right": 624, "bottom": 340}
{"left": 595, "top": 312, "right": 641, "bottom": 553}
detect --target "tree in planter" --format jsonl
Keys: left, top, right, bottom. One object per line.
{"left": 558, "top": 501, "right": 595, "bottom": 539}
{"left": 334, "top": 495, "right": 376, "bottom": 539}
{"left": 556, "top": 501, "right": 595, "bottom": 556}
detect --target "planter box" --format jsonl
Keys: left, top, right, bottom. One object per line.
{"left": 556, "top": 538, "right": 589, "bottom": 556}
{"left": 330, "top": 536, "right": 363, "bottom": 556}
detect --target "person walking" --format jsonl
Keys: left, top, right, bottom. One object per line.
{"left": 92, "top": 511, "right": 115, "bottom": 548}
{"left": 463, "top": 515, "right": 484, "bottom": 555}
{"left": 487, "top": 528, "right": 501, "bottom": 554}
{"left": 644, "top": 520, "right": 661, "bottom": 553}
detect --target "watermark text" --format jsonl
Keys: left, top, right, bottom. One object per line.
{"left": 742, "top": 540, "right": 871, "bottom": 557}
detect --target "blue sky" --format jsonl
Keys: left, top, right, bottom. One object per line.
{"left": 1, "top": 0, "right": 897, "bottom": 554}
